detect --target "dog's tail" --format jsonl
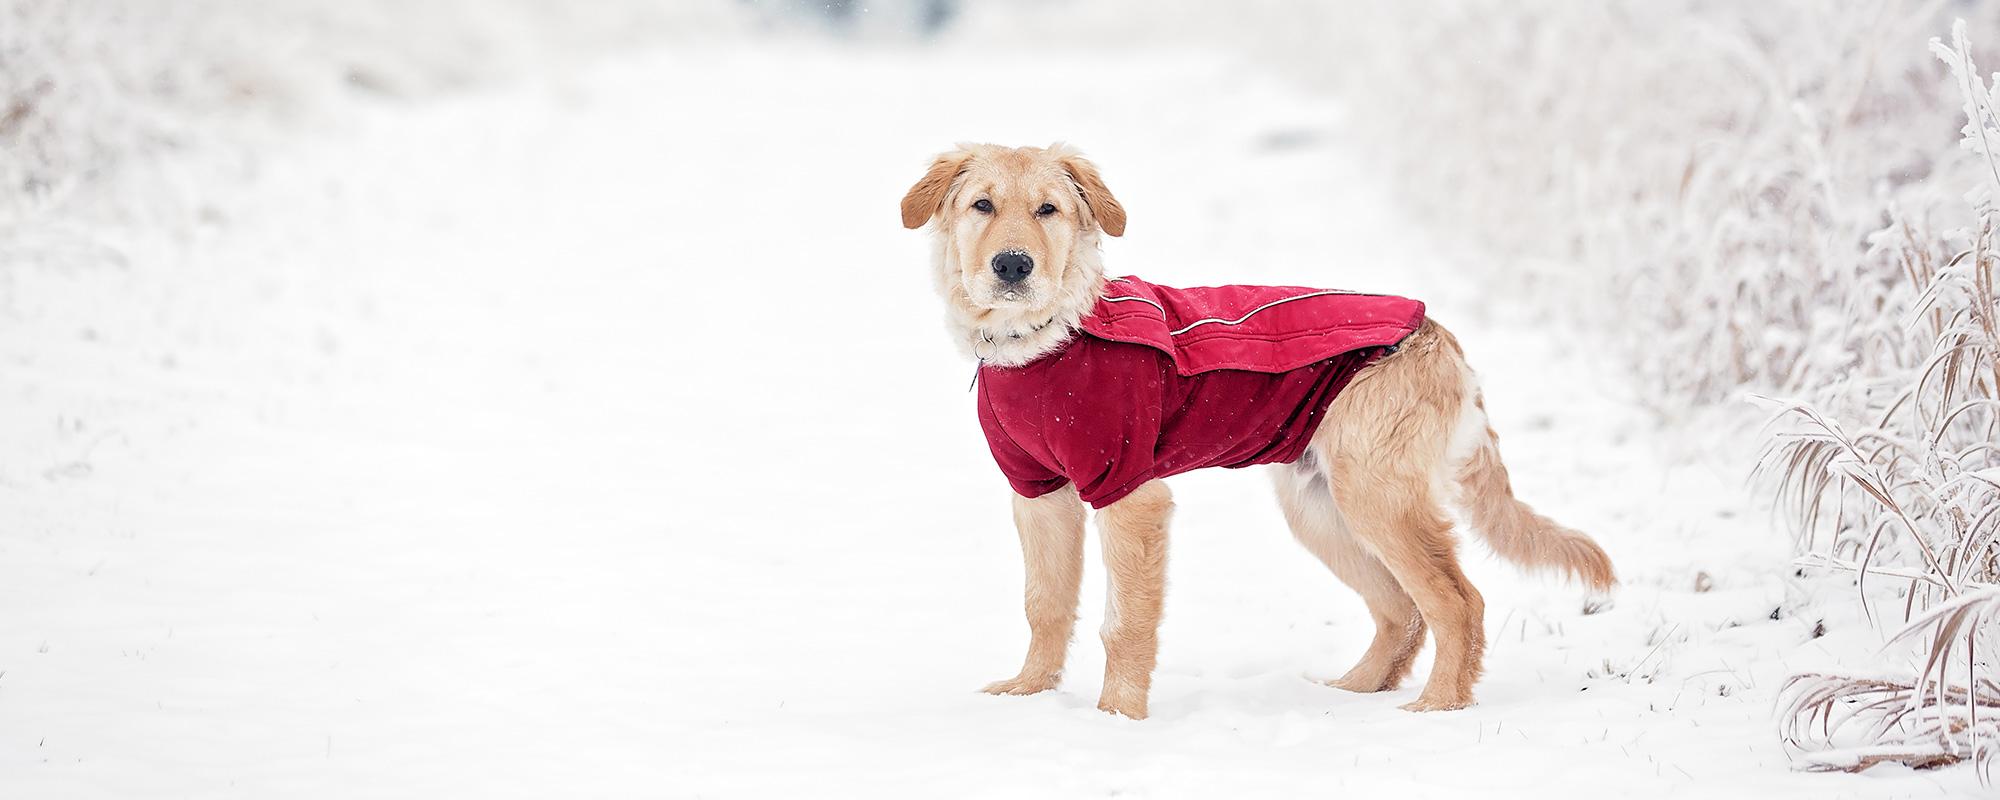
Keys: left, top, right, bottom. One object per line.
{"left": 1449, "top": 397, "right": 1617, "bottom": 592}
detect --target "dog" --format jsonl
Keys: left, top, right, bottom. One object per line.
{"left": 901, "top": 143, "right": 1615, "bottom": 719}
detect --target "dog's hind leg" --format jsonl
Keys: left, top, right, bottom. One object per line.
{"left": 1094, "top": 480, "right": 1173, "bottom": 719}
{"left": 1271, "top": 458, "right": 1426, "bottom": 693}
{"left": 984, "top": 484, "right": 1088, "bottom": 696}
{"left": 1317, "top": 322, "right": 1487, "bottom": 712}
{"left": 1329, "top": 463, "right": 1482, "bottom": 711}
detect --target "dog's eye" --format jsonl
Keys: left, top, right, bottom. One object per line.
{"left": 1036, "top": 203, "right": 1058, "bottom": 217}
{"left": 972, "top": 199, "right": 993, "bottom": 214}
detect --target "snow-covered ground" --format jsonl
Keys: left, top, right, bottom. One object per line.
{"left": 0, "top": 41, "right": 1979, "bottom": 798}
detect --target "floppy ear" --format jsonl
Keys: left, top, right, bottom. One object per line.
{"left": 1060, "top": 153, "right": 1125, "bottom": 237}
{"left": 901, "top": 150, "right": 972, "bottom": 229}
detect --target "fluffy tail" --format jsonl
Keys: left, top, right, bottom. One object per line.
{"left": 1454, "top": 418, "right": 1617, "bottom": 591}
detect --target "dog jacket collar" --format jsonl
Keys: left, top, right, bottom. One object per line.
{"left": 976, "top": 276, "right": 1425, "bottom": 508}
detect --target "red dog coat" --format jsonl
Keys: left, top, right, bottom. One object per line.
{"left": 976, "top": 276, "right": 1426, "bottom": 508}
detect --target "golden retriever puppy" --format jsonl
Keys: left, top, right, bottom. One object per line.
{"left": 901, "top": 143, "right": 1615, "bottom": 720}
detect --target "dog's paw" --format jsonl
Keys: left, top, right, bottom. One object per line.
{"left": 1095, "top": 697, "right": 1149, "bottom": 720}
{"left": 1095, "top": 683, "right": 1150, "bottom": 720}
{"left": 1398, "top": 695, "right": 1475, "bottom": 713}
{"left": 981, "top": 674, "right": 1060, "bottom": 696}
{"left": 1324, "top": 674, "right": 1397, "bottom": 694}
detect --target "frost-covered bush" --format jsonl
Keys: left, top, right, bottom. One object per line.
{"left": 1307, "top": 1, "right": 2000, "bottom": 410}
{"left": 1763, "top": 22, "right": 2000, "bottom": 777}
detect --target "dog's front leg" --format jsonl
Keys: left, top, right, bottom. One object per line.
{"left": 983, "top": 484, "right": 1086, "bottom": 696}
{"left": 1094, "top": 480, "right": 1173, "bottom": 720}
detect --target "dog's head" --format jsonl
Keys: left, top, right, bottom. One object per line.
{"left": 901, "top": 143, "right": 1124, "bottom": 327}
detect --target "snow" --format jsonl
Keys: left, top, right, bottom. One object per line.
{"left": 0, "top": 40, "right": 1980, "bottom": 798}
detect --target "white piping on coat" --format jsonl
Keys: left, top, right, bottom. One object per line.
{"left": 1101, "top": 278, "right": 1364, "bottom": 336}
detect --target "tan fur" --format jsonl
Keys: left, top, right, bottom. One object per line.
{"left": 1058, "top": 151, "right": 1125, "bottom": 237}
{"left": 906, "top": 144, "right": 1615, "bottom": 719}
{"left": 981, "top": 484, "right": 1087, "bottom": 696}
{"left": 900, "top": 150, "right": 973, "bottom": 230}
{"left": 1456, "top": 415, "right": 1619, "bottom": 591}
{"left": 1271, "top": 465, "right": 1427, "bottom": 694}
{"left": 1093, "top": 480, "right": 1172, "bottom": 719}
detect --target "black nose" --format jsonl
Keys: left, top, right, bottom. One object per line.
{"left": 991, "top": 251, "right": 1034, "bottom": 283}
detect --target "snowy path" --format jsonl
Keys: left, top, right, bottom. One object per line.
{"left": 0, "top": 45, "right": 1973, "bottom": 797}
